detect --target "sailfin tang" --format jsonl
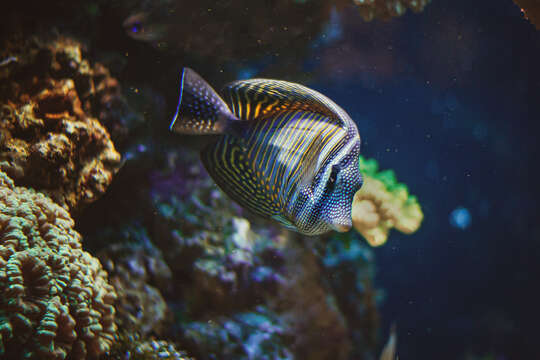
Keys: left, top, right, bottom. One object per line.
{"left": 223, "top": 78, "right": 346, "bottom": 127}
{"left": 170, "top": 68, "right": 238, "bottom": 135}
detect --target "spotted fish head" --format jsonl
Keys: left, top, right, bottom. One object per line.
{"left": 316, "top": 139, "right": 362, "bottom": 233}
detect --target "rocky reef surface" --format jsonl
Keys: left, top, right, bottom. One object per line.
{"left": 0, "top": 36, "right": 129, "bottom": 214}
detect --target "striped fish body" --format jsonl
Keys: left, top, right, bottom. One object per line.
{"left": 170, "top": 68, "right": 363, "bottom": 235}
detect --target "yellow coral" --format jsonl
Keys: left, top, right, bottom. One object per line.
{"left": 352, "top": 159, "right": 423, "bottom": 246}
{"left": 0, "top": 170, "right": 117, "bottom": 359}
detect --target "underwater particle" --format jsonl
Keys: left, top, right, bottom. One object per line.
{"left": 449, "top": 206, "right": 471, "bottom": 230}
{"left": 0, "top": 170, "right": 117, "bottom": 359}
{"left": 513, "top": 0, "right": 540, "bottom": 29}
{"left": 352, "top": 0, "right": 432, "bottom": 21}
{"left": 352, "top": 156, "right": 423, "bottom": 246}
{"left": 0, "top": 35, "right": 125, "bottom": 213}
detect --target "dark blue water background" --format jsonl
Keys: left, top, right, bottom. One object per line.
{"left": 309, "top": 0, "right": 539, "bottom": 358}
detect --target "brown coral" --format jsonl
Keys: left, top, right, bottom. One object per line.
{"left": 0, "top": 170, "right": 117, "bottom": 359}
{"left": 352, "top": 0, "right": 431, "bottom": 21}
{"left": 0, "top": 35, "right": 125, "bottom": 213}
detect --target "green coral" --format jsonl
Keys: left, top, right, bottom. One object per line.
{"left": 0, "top": 170, "right": 117, "bottom": 359}
{"left": 352, "top": 156, "right": 423, "bottom": 246}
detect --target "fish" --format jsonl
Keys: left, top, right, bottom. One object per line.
{"left": 169, "top": 68, "right": 362, "bottom": 235}
{"left": 123, "top": 12, "right": 168, "bottom": 42}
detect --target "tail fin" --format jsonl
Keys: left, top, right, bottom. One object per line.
{"left": 169, "top": 68, "right": 237, "bottom": 135}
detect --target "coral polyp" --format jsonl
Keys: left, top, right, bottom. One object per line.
{"left": 0, "top": 170, "right": 117, "bottom": 359}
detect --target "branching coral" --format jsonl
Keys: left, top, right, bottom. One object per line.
{"left": 352, "top": 156, "right": 423, "bottom": 246}
{"left": 0, "top": 35, "right": 130, "bottom": 213}
{"left": 0, "top": 170, "right": 117, "bottom": 359}
{"left": 352, "top": 0, "right": 431, "bottom": 21}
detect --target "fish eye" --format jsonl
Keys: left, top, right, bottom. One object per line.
{"left": 131, "top": 22, "right": 142, "bottom": 33}
{"left": 326, "top": 165, "right": 339, "bottom": 192}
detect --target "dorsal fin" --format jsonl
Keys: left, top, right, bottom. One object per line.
{"left": 222, "top": 79, "right": 347, "bottom": 127}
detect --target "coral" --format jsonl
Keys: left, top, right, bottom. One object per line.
{"left": 513, "top": 0, "right": 540, "bottom": 29}
{"left": 321, "top": 235, "right": 380, "bottom": 358}
{"left": 98, "top": 237, "right": 172, "bottom": 337}
{"left": 0, "top": 170, "right": 117, "bottom": 359}
{"left": 107, "top": 332, "right": 193, "bottom": 360}
{"left": 150, "top": 152, "right": 287, "bottom": 317}
{"left": 352, "top": 0, "right": 431, "bottom": 21}
{"left": 0, "top": 35, "right": 132, "bottom": 213}
{"left": 181, "top": 307, "right": 293, "bottom": 360}
{"left": 352, "top": 156, "right": 423, "bottom": 246}
{"left": 273, "top": 237, "right": 352, "bottom": 360}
